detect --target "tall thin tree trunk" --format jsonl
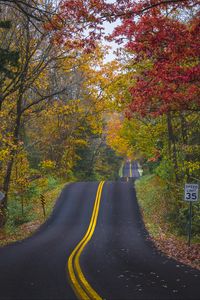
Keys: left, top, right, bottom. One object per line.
{"left": 167, "top": 112, "right": 179, "bottom": 182}
{"left": 180, "top": 112, "right": 190, "bottom": 181}
{"left": 1, "top": 20, "right": 29, "bottom": 223}
{"left": 1, "top": 92, "right": 23, "bottom": 224}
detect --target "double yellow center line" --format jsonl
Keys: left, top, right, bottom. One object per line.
{"left": 67, "top": 181, "right": 105, "bottom": 300}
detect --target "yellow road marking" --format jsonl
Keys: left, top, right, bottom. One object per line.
{"left": 129, "top": 162, "right": 132, "bottom": 178}
{"left": 67, "top": 181, "right": 105, "bottom": 300}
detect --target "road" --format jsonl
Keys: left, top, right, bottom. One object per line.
{"left": 122, "top": 161, "right": 140, "bottom": 179}
{"left": 0, "top": 162, "right": 199, "bottom": 300}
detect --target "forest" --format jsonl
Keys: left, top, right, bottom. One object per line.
{"left": 0, "top": 0, "right": 199, "bottom": 256}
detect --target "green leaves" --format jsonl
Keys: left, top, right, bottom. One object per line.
{"left": 0, "top": 20, "right": 11, "bottom": 29}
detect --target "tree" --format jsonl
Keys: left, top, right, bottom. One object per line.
{"left": 0, "top": 0, "right": 57, "bottom": 24}
{"left": 0, "top": 0, "right": 95, "bottom": 222}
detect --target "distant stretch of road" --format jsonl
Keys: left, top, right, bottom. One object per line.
{"left": 0, "top": 162, "right": 199, "bottom": 300}
{"left": 122, "top": 161, "right": 140, "bottom": 179}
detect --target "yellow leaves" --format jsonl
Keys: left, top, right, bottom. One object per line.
{"left": 74, "top": 139, "right": 88, "bottom": 147}
{"left": 36, "top": 177, "right": 49, "bottom": 190}
{"left": 9, "top": 150, "right": 31, "bottom": 193}
{"left": 106, "top": 112, "right": 167, "bottom": 160}
{"left": 106, "top": 113, "right": 131, "bottom": 157}
{"left": 0, "top": 149, "right": 9, "bottom": 161}
{"left": 39, "top": 160, "right": 56, "bottom": 171}
{"left": 15, "top": 178, "right": 29, "bottom": 189}
{"left": 86, "top": 114, "right": 103, "bottom": 135}
{"left": 183, "top": 144, "right": 200, "bottom": 155}
{"left": 184, "top": 161, "right": 200, "bottom": 174}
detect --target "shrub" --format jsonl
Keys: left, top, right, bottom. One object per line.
{"left": 6, "top": 198, "right": 35, "bottom": 233}
{"left": 136, "top": 174, "right": 200, "bottom": 240}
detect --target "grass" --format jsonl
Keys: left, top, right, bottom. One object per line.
{"left": 0, "top": 178, "right": 66, "bottom": 246}
{"left": 135, "top": 174, "right": 170, "bottom": 237}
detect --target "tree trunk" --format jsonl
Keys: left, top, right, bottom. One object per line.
{"left": 180, "top": 112, "right": 190, "bottom": 181}
{"left": 167, "top": 112, "right": 179, "bottom": 182}
{"left": 1, "top": 93, "right": 22, "bottom": 225}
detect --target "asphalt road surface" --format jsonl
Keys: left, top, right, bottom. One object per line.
{"left": 122, "top": 161, "right": 140, "bottom": 179}
{"left": 0, "top": 165, "right": 199, "bottom": 300}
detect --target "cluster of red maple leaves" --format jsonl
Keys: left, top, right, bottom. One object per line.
{"left": 115, "top": 7, "right": 200, "bottom": 116}
{"left": 46, "top": 0, "right": 200, "bottom": 117}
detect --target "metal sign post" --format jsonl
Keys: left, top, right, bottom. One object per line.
{"left": 188, "top": 202, "right": 192, "bottom": 247}
{"left": 184, "top": 184, "right": 199, "bottom": 247}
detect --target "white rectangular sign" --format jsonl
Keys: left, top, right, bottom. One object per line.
{"left": 184, "top": 184, "right": 199, "bottom": 201}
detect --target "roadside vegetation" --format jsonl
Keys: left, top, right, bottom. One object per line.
{"left": 0, "top": 177, "right": 65, "bottom": 246}
{"left": 136, "top": 174, "right": 200, "bottom": 240}
{"left": 135, "top": 172, "right": 200, "bottom": 270}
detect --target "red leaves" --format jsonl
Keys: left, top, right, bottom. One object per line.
{"left": 112, "top": 6, "right": 200, "bottom": 116}
{"left": 154, "top": 235, "right": 200, "bottom": 270}
{"left": 45, "top": 0, "right": 114, "bottom": 52}
{"left": 44, "top": 0, "right": 200, "bottom": 115}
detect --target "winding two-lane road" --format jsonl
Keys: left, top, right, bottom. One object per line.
{"left": 0, "top": 163, "right": 199, "bottom": 299}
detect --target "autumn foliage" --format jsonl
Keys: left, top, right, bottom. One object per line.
{"left": 112, "top": 9, "right": 200, "bottom": 116}
{"left": 0, "top": 0, "right": 199, "bottom": 253}
{"left": 51, "top": 0, "right": 200, "bottom": 115}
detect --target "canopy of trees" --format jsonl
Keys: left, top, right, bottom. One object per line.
{"left": 0, "top": 0, "right": 121, "bottom": 225}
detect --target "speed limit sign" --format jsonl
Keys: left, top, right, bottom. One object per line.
{"left": 184, "top": 184, "right": 199, "bottom": 201}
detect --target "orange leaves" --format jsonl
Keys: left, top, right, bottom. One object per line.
{"left": 106, "top": 113, "right": 131, "bottom": 157}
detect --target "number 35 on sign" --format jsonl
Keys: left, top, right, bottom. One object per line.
{"left": 184, "top": 184, "right": 199, "bottom": 201}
